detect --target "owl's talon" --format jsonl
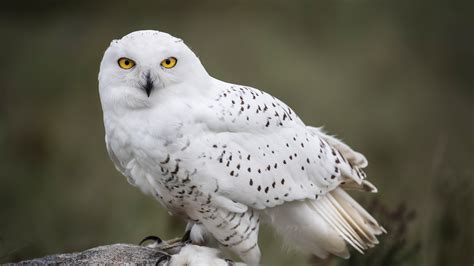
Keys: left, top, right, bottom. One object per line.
{"left": 224, "top": 258, "right": 235, "bottom": 266}
{"left": 155, "top": 254, "right": 171, "bottom": 265}
{"left": 139, "top": 235, "right": 163, "bottom": 246}
{"left": 181, "top": 229, "right": 191, "bottom": 243}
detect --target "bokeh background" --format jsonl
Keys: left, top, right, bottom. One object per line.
{"left": 1, "top": 1, "right": 472, "bottom": 265}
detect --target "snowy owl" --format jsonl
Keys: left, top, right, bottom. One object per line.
{"left": 98, "top": 30, "right": 385, "bottom": 265}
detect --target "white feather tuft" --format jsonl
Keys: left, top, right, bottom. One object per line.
{"left": 169, "top": 245, "right": 247, "bottom": 266}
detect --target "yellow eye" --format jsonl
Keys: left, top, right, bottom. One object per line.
{"left": 118, "top": 57, "right": 135, "bottom": 69}
{"left": 161, "top": 57, "right": 177, "bottom": 69}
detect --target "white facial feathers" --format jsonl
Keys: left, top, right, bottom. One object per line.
{"left": 98, "top": 30, "right": 209, "bottom": 111}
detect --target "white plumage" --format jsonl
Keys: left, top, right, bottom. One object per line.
{"left": 166, "top": 245, "right": 246, "bottom": 266}
{"left": 98, "top": 30, "right": 385, "bottom": 265}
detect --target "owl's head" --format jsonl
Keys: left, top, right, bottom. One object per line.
{"left": 98, "top": 30, "right": 209, "bottom": 111}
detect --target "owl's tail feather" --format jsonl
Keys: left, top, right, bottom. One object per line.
{"left": 268, "top": 188, "right": 385, "bottom": 259}
{"left": 309, "top": 188, "right": 386, "bottom": 255}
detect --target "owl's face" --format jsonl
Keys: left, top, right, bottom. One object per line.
{"left": 98, "top": 30, "right": 208, "bottom": 111}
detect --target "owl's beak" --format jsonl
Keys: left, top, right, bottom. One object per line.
{"left": 140, "top": 71, "right": 154, "bottom": 97}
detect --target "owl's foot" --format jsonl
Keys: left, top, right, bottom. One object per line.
{"left": 155, "top": 244, "right": 241, "bottom": 266}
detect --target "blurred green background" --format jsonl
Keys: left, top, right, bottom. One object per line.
{"left": 0, "top": 1, "right": 472, "bottom": 265}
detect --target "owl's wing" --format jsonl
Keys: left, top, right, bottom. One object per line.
{"left": 188, "top": 127, "right": 371, "bottom": 210}
{"left": 178, "top": 85, "right": 374, "bottom": 210}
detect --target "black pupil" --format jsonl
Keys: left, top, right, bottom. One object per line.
{"left": 124, "top": 60, "right": 129, "bottom": 65}
{"left": 165, "top": 59, "right": 171, "bottom": 65}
